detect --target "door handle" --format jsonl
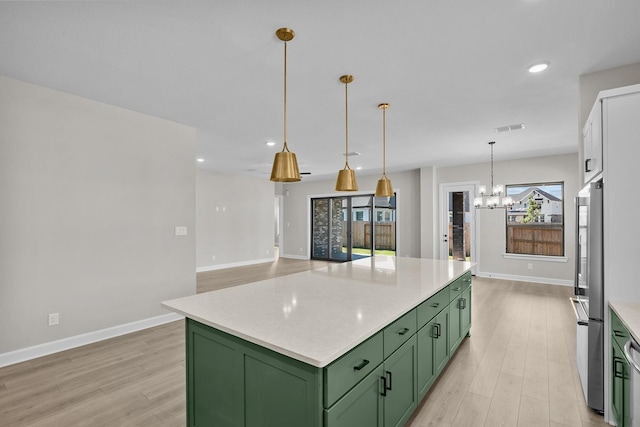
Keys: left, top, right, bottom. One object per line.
{"left": 585, "top": 158, "right": 592, "bottom": 173}
{"left": 385, "top": 371, "right": 392, "bottom": 391}
{"left": 397, "top": 327, "right": 410, "bottom": 336}
{"left": 433, "top": 323, "right": 441, "bottom": 338}
{"left": 353, "top": 359, "right": 370, "bottom": 371}
{"left": 380, "top": 376, "right": 387, "bottom": 396}
{"left": 459, "top": 298, "right": 466, "bottom": 309}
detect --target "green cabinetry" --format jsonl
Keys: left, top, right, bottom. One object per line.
{"left": 186, "top": 272, "right": 472, "bottom": 427}
{"left": 610, "top": 309, "right": 631, "bottom": 427}
{"left": 186, "top": 319, "right": 322, "bottom": 427}
{"left": 449, "top": 272, "right": 472, "bottom": 354}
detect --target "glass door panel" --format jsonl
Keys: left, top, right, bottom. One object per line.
{"left": 350, "top": 196, "right": 373, "bottom": 260}
{"left": 374, "top": 195, "right": 396, "bottom": 256}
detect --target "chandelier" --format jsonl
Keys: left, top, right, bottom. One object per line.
{"left": 474, "top": 141, "right": 513, "bottom": 209}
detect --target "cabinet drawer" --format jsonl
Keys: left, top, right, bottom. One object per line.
{"left": 383, "top": 309, "right": 417, "bottom": 359}
{"left": 449, "top": 272, "right": 472, "bottom": 302}
{"left": 417, "top": 287, "right": 449, "bottom": 329}
{"left": 611, "top": 310, "right": 630, "bottom": 350}
{"left": 324, "top": 332, "right": 383, "bottom": 408}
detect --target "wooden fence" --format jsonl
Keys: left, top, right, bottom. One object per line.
{"left": 506, "top": 223, "right": 563, "bottom": 256}
{"left": 344, "top": 221, "right": 396, "bottom": 250}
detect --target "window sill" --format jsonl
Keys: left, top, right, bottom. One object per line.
{"left": 502, "top": 253, "right": 568, "bottom": 263}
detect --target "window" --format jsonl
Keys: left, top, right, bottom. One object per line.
{"left": 505, "top": 182, "right": 564, "bottom": 256}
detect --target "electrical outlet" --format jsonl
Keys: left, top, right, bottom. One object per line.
{"left": 527, "top": 263, "right": 533, "bottom": 270}
{"left": 175, "top": 226, "right": 188, "bottom": 236}
{"left": 212, "top": 255, "right": 216, "bottom": 261}
{"left": 48, "top": 313, "right": 59, "bottom": 326}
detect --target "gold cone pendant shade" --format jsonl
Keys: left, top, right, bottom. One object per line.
{"left": 375, "top": 103, "right": 394, "bottom": 197}
{"left": 335, "top": 75, "right": 358, "bottom": 191}
{"left": 270, "top": 28, "right": 301, "bottom": 182}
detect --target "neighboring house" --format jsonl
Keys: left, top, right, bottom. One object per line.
{"left": 507, "top": 187, "right": 562, "bottom": 223}
{"left": 346, "top": 196, "right": 397, "bottom": 222}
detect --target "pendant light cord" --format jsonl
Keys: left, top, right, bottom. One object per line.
{"left": 344, "top": 81, "right": 350, "bottom": 169}
{"left": 282, "top": 40, "right": 288, "bottom": 152}
{"left": 382, "top": 107, "right": 386, "bottom": 176}
{"left": 490, "top": 141, "right": 494, "bottom": 193}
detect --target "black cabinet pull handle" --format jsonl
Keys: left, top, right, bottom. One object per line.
{"left": 614, "top": 330, "right": 626, "bottom": 338}
{"left": 433, "top": 323, "right": 441, "bottom": 338}
{"left": 613, "top": 358, "right": 624, "bottom": 379}
{"left": 353, "top": 359, "right": 370, "bottom": 371}
{"left": 585, "top": 158, "right": 592, "bottom": 172}
{"left": 398, "top": 327, "right": 410, "bottom": 336}
{"left": 431, "top": 302, "right": 439, "bottom": 308}
{"left": 452, "top": 287, "right": 461, "bottom": 292}
{"left": 380, "top": 376, "right": 387, "bottom": 396}
{"left": 459, "top": 298, "right": 466, "bottom": 310}
{"left": 385, "top": 371, "right": 392, "bottom": 391}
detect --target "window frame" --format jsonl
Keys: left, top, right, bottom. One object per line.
{"left": 504, "top": 181, "right": 565, "bottom": 257}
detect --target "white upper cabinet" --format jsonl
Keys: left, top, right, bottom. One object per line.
{"left": 583, "top": 99, "right": 603, "bottom": 185}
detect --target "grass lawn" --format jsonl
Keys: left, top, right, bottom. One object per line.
{"left": 342, "top": 247, "right": 396, "bottom": 256}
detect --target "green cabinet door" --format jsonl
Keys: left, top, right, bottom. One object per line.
{"left": 324, "top": 365, "right": 384, "bottom": 427}
{"left": 433, "top": 309, "right": 450, "bottom": 376}
{"left": 611, "top": 340, "right": 631, "bottom": 427}
{"left": 245, "top": 352, "right": 322, "bottom": 427}
{"left": 449, "top": 285, "right": 472, "bottom": 354}
{"left": 187, "top": 319, "right": 244, "bottom": 427}
{"left": 383, "top": 335, "right": 418, "bottom": 427}
{"left": 449, "top": 299, "right": 461, "bottom": 354}
{"left": 417, "top": 320, "right": 435, "bottom": 400}
{"left": 460, "top": 285, "right": 471, "bottom": 336}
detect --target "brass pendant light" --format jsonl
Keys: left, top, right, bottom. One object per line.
{"left": 375, "top": 103, "right": 394, "bottom": 197}
{"left": 335, "top": 75, "right": 359, "bottom": 191}
{"left": 270, "top": 28, "right": 301, "bottom": 182}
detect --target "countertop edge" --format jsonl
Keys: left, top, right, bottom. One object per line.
{"left": 609, "top": 300, "right": 640, "bottom": 344}
{"left": 163, "top": 259, "right": 474, "bottom": 367}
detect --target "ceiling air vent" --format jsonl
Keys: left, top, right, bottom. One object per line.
{"left": 494, "top": 123, "right": 525, "bottom": 133}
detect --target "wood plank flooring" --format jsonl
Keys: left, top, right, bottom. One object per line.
{"left": 0, "top": 259, "right": 609, "bottom": 426}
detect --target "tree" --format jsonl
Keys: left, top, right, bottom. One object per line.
{"left": 522, "top": 193, "right": 540, "bottom": 223}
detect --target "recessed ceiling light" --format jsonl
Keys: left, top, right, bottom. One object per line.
{"left": 356, "top": 166, "right": 362, "bottom": 170}
{"left": 527, "top": 61, "right": 549, "bottom": 73}
{"left": 266, "top": 141, "right": 276, "bottom": 147}
{"left": 196, "top": 158, "right": 205, "bottom": 162}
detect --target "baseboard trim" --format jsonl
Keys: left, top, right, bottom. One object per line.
{"left": 475, "top": 271, "right": 573, "bottom": 287}
{"left": 0, "top": 312, "right": 184, "bottom": 368}
{"left": 196, "top": 257, "right": 274, "bottom": 272}
{"left": 279, "top": 254, "right": 308, "bottom": 260}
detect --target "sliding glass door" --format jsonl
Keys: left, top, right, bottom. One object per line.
{"left": 311, "top": 194, "right": 396, "bottom": 262}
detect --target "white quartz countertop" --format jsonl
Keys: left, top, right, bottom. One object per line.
{"left": 609, "top": 300, "right": 640, "bottom": 343}
{"left": 162, "top": 256, "right": 474, "bottom": 367}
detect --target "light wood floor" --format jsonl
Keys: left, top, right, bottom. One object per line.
{"left": 0, "top": 259, "right": 610, "bottom": 426}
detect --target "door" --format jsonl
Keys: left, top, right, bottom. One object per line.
{"left": 383, "top": 336, "right": 418, "bottom": 427}
{"left": 311, "top": 195, "right": 377, "bottom": 262}
{"left": 440, "top": 183, "right": 476, "bottom": 271}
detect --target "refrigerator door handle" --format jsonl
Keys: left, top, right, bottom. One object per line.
{"left": 570, "top": 297, "right": 589, "bottom": 326}
{"left": 624, "top": 339, "right": 640, "bottom": 375}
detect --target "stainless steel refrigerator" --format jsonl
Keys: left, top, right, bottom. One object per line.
{"left": 571, "top": 178, "right": 604, "bottom": 412}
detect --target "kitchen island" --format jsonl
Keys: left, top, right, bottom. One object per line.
{"left": 162, "top": 256, "right": 474, "bottom": 427}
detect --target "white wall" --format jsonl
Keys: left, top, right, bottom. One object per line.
{"left": 430, "top": 153, "right": 579, "bottom": 284}
{"left": 0, "top": 77, "right": 196, "bottom": 354}
{"left": 280, "top": 170, "right": 422, "bottom": 259}
{"left": 196, "top": 170, "right": 275, "bottom": 270}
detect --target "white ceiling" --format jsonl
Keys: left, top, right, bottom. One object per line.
{"left": 2, "top": 1, "right": 640, "bottom": 181}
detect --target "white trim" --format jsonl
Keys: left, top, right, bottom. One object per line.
{"left": 475, "top": 271, "right": 573, "bottom": 286}
{"left": 279, "top": 254, "right": 309, "bottom": 260}
{"left": 439, "top": 181, "right": 478, "bottom": 275}
{"left": 196, "top": 257, "right": 274, "bottom": 272}
{"left": 0, "top": 313, "right": 183, "bottom": 368}
{"left": 502, "top": 253, "right": 568, "bottom": 263}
